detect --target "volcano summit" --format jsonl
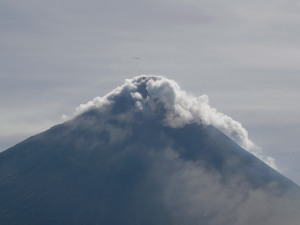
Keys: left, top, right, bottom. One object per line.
{"left": 0, "top": 75, "right": 300, "bottom": 225}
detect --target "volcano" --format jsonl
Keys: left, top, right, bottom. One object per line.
{"left": 0, "top": 75, "right": 300, "bottom": 225}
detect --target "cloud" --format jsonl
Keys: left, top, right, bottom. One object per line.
{"left": 149, "top": 148, "right": 300, "bottom": 225}
{"left": 75, "top": 96, "right": 112, "bottom": 116}
{"left": 61, "top": 114, "right": 69, "bottom": 120}
{"left": 55, "top": 106, "right": 300, "bottom": 224}
{"left": 72, "top": 75, "right": 277, "bottom": 169}
{"left": 2, "top": 75, "right": 299, "bottom": 224}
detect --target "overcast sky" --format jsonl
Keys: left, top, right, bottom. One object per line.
{"left": 1, "top": 0, "right": 300, "bottom": 184}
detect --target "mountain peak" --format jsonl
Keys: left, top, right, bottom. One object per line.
{"left": 1, "top": 76, "right": 299, "bottom": 225}
{"left": 74, "top": 75, "right": 275, "bottom": 168}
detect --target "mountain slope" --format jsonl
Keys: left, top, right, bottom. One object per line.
{"left": 1, "top": 75, "right": 300, "bottom": 225}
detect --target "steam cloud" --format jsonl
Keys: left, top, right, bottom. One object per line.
{"left": 74, "top": 75, "right": 277, "bottom": 169}
{"left": 2, "top": 75, "right": 298, "bottom": 225}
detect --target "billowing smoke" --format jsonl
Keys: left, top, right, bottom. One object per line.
{"left": 2, "top": 75, "right": 299, "bottom": 225}
{"left": 73, "top": 75, "right": 277, "bottom": 169}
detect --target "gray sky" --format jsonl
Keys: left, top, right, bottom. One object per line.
{"left": 1, "top": 0, "right": 300, "bottom": 184}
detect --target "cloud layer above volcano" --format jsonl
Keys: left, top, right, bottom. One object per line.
{"left": 72, "top": 75, "right": 276, "bottom": 169}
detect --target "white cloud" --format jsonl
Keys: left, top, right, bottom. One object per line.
{"left": 75, "top": 96, "right": 111, "bottom": 116}
{"left": 72, "top": 75, "right": 277, "bottom": 169}
{"left": 130, "top": 92, "right": 143, "bottom": 100}
{"left": 61, "top": 114, "right": 69, "bottom": 120}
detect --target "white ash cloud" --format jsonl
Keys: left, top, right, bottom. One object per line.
{"left": 71, "top": 75, "right": 277, "bottom": 169}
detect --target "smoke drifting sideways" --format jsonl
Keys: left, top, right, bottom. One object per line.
{"left": 56, "top": 75, "right": 300, "bottom": 225}
{"left": 150, "top": 149, "right": 300, "bottom": 225}
{"left": 73, "top": 75, "right": 276, "bottom": 169}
